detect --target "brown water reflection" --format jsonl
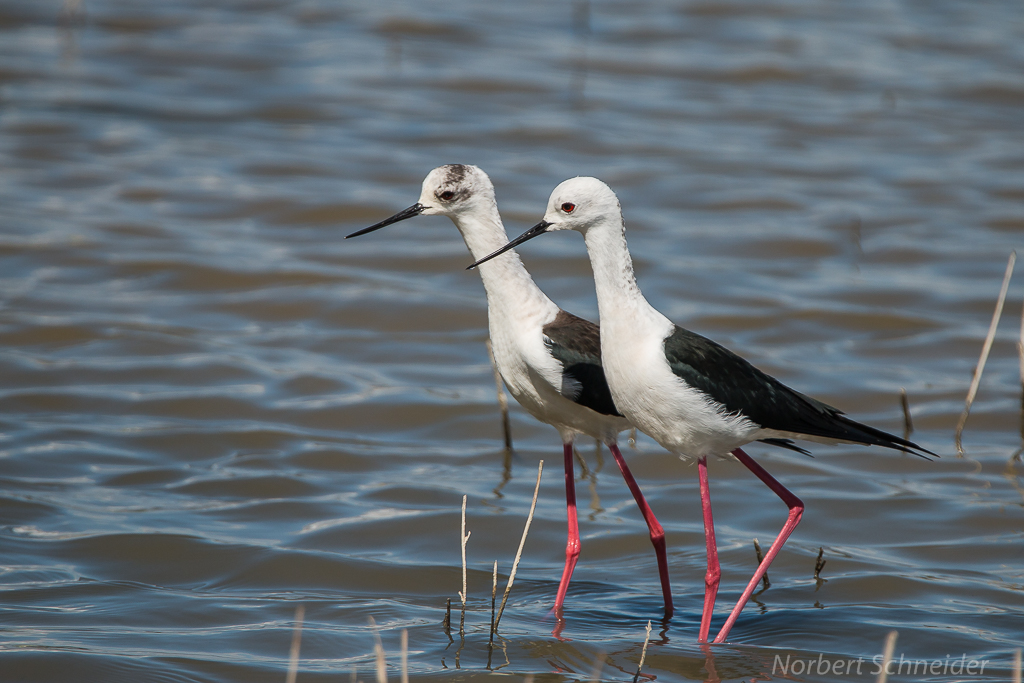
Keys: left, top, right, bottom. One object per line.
{"left": 1, "top": 0, "right": 1023, "bottom": 682}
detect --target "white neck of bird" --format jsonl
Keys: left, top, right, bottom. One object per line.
{"left": 451, "top": 208, "right": 554, "bottom": 318}
{"left": 582, "top": 216, "right": 665, "bottom": 335}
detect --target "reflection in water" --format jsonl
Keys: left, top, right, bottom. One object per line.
{"left": 58, "top": 0, "right": 84, "bottom": 65}
{"left": 569, "top": 0, "right": 591, "bottom": 106}
{"left": 485, "top": 339, "right": 515, "bottom": 453}
{"left": 485, "top": 634, "right": 511, "bottom": 671}
{"left": 584, "top": 440, "right": 606, "bottom": 520}
{"left": 1003, "top": 460, "right": 1024, "bottom": 504}
{"left": 492, "top": 447, "right": 514, "bottom": 498}
{"left": 700, "top": 644, "right": 722, "bottom": 683}
{"left": 573, "top": 441, "right": 608, "bottom": 520}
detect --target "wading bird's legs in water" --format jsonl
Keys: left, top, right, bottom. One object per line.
{"left": 609, "top": 443, "right": 674, "bottom": 617}
{"left": 712, "top": 448, "right": 803, "bottom": 643}
{"left": 697, "top": 455, "right": 721, "bottom": 643}
{"left": 553, "top": 442, "right": 580, "bottom": 612}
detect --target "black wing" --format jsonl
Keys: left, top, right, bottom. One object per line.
{"left": 663, "top": 326, "right": 933, "bottom": 457}
{"left": 758, "top": 438, "right": 812, "bottom": 456}
{"left": 542, "top": 310, "right": 622, "bottom": 417}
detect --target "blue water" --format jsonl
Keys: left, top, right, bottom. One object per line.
{"left": 1, "top": 1, "right": 1023, "bottom": 681}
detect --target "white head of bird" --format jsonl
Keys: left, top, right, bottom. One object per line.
{"left": 466, "top": 176, "right": 626, "bottom": 271}
{"left": 345, "top": 164, "right": 498, "bottom": 240}
{"left": 416, "top": 164, "right": 497, "bottom": 220}
{"left": 541, "top": 177, "right": 623, "bottom": 236}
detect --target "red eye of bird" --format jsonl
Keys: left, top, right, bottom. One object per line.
{"left": 439, "top": 191, "right": 455, "bottom": 201}
{"left": 561, "top": 202, "right": 576, "bottom": 213}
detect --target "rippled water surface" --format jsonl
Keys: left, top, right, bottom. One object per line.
{"left": 2, "top": 1, "right": 1023, "bottom": 681}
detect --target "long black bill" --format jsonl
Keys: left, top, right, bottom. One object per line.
{"left": 346, "top": 204, "right": 425, "bottom": 239}
{"left": 466, "top": 220, "right": 553, "bottom": 270}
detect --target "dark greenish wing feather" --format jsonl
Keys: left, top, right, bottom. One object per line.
{"left": 542, "top": 310, "right": 622, "bottom": 417}
{"left": 663, "top": 326, "right": 933, "bottom": 457}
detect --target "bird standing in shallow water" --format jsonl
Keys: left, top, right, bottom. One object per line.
{"left": 347, "top": 165, "right": 674, "bottom": 618}
{"left": 469, "top": 176, "right": 934, "bottom": 643}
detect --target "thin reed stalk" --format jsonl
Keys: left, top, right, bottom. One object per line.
{"left": 588, "top": 652, "right": 607, "bottom": 683}
{"left": 368, "top": 616, "right": 387, "bottom": 683}
{"left": 286, "top": 605, "right": 304, "bottom": 683}
{"left": 632, "top": 620, "right": 653, "bottom": 683}
{"left": 494, "top": 460, "right": 544, "bottom": 633}
{"left": 459, "top": 495, "right": 471, "bottom": 636}
{"left": 1013, "top": 647, "right": 1021, "bottom": 683}
{"left": 488, "top": 561, "right": 498, "bottom": 644}
{"left": 400, "top": 629, "right": 408, "bottom": 683}
{"left": 876, "top": 630, "right": 898, "bottom": 683}
{"left": 1018, "top": 301, "right": 1024, "bottom": 445}
{"left": 956, "top": 251, "right": 1016, "bottom": 454}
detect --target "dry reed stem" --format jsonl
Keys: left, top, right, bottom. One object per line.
{"left": 485, "top": 339, "right": 513, "bottom": 451}
{"left": 400, "top": 629, "right": 408, "bottom": 683}
{"left": 588, "top": 652, "right": 607, "bottom": 683}
{"left": 489, "top": 561, "right": 498, "bottom": 644}
{"left": 956, "top": 251, "right": 1016, "bottom": 454}
{"left": 1013, "top": 647, "right": 1022, "bottom": 683}
{"left": 876, "top": 630, "right": 898, "bottom": 683}
{"left": 286, "top": 604, "right": 304, "bottom": 683}
{"left": 753, "top": 538, "right": 769, "bottom": 589}
{"left": 899, "top": 388, "right": 913, "bottom": 439}
{"left": 494, "top": 460, "right": 544, "bottom": 633}
{"left": 632, "top": 620, "right": 653, "bottom": 683}
{"left": 459, "top": 495, "right": 470, "bottom": 636}
{"left": 1019, "top": 301, "right": 1024, "bottom": 444}
{"left": 368, "top": 616, "right": 387, "bottom": 683}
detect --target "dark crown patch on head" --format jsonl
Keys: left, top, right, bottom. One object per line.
{"left": 437, "top": 164, "right": 472, "bottom": 202}
{"left": 443, "top": 164, "right": 468, "bottom": 185}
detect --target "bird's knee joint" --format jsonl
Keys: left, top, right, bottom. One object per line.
{"left": 705, "top": 567, "right": 721, "bottom": 588}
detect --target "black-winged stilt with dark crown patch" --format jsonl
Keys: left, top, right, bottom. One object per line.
{"left": 469, "top": 175, "right": 934, "bottom": 643}
{"left": 347, "top": 165, "right": 674, "bottom": 618}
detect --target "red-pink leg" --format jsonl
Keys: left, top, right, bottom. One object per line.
{"left": 697, "top": 455, "right": 721, "bottom": 643}
{"left": 609, "top": 443, "right": 674, "bottom": 617}
{"left": 712, "top": 447, "right": 803, "bottom": 643}
{"left": 553, "top": 442, "right": 581, "bottom": 611}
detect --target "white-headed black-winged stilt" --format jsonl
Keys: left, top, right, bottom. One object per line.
{"left": 469, "top": 176, "right": 934, "bottom": 643}
{"left": 347, "top": 165, "right": 674, "bottom": 617}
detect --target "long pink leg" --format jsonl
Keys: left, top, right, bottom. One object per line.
{"left": 609, "top": 443, "right": 674, "bottom": 617}
{"left": 553, "top": 442, "right": 581, "bottom": 611}
{"left": 697, "top": 455, "right": 721, "bottom": 643}
{"left": 712, "top": 447, "right": 803, "bottom": 643}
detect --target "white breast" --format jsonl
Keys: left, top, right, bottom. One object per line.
{"left": 601, "top": 309, "right": 758, "bottom": 459}
{"left": 487, "top": 302, "right": 628, "bottom": 442}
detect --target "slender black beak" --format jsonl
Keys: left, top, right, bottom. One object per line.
{"left": 466, "top": 220, "right": 553, "bottom": 270}
{"left": 346, "top": 204, "right": 425, "bottom": 239}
